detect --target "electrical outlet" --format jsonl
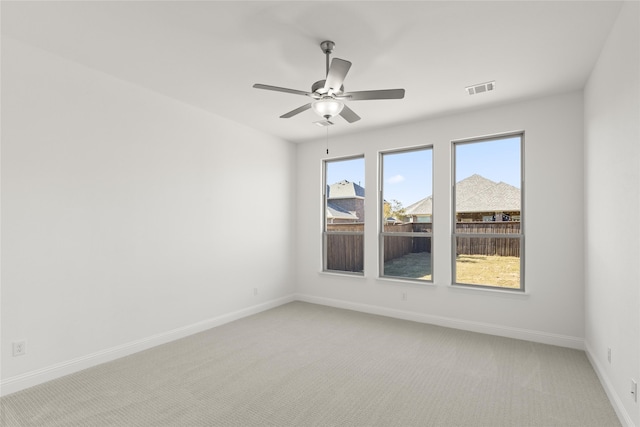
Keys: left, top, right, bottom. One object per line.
{"left": 402, "top": 292, "right": 407, "bottom": 301}
{"left": 631, "top": 379, "right": 637, "bottom": 403}
{"left": 607, "top": 348, "right": 611, "bottom": 363}
{"left": 13, "top": 340, "right": 26, "bottom": 357}
{"left": 253, "top": 288, "right": 258, "bottom": 296}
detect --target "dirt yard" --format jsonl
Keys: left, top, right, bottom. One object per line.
{"left": 455, "top": 254, "right": 520, "bottom": 288}
{"left": 383, "top": 252, "right": 520, "bottom": 288}
{"left": 383, "top": 252, "right": 432, "bottom": 280}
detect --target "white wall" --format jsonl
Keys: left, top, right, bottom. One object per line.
{"left": 584, "top": 2, "right": 640, "bottom": 426}
{"left": 296, "top": 91, "right": 586, "bottom": 348}
{"left": 1, "top": 38, "right": 296, "bottom": 393}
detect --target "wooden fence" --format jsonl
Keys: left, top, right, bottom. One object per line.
{"left": 325, "top": 222, "right": 519, "bottom": 272}
{"left": 455, "top": 222, "right": 520, "bottom": 234}
{"left": 325, "top": 233, "right": 364, "bottom": 272}
{"left": 326, "top": 223, "right": 432, "bottom": 272}
{"left": 326, "top": 223, "right": 364, "bottom": 271}
{"left": 455, "top": 222, "right": 520, "bottom": 257}
{"left": 382, "top": 224, "right": 431, "bottom": 262}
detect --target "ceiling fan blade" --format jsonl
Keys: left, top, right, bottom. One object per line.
{"left": 253, "top": 84, "right": 312, "bottom": 97}
{"left": 280, "top": 103, "right": 312, "bottom": 118}
{"left": 339, "top": 104, "right": 361, "bottom": 123}
{"left": 324, "top": 58, "right": 351, "bottom": 92}
{"left": 343, "top": 89, "right": 405, "bottom": 101}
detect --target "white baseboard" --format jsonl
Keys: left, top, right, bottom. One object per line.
{"left": 0, "top": 295, "right": 295, "bottom": 397}
{"left": 585, "top": 342, "right": 635, "bottom": 427}
{"left": 295, "top": 293, "right": 585, "bottom": 350}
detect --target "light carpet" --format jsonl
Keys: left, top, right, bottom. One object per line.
{"left": 0, "top": 301, "right": 620, "bottom": 426}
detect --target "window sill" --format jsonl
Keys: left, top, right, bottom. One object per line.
{"left": 319, "top": 271, "right": 365, "bottom": 279}
{"left": 449, "top": 283, "right": 530, "bottom": 297}
{"left": 376, "top": 277, "right": 437, "bottom": 287}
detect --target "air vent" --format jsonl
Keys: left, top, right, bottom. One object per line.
{"left": 466, "top": 81, "right": 495, "bottom": 95}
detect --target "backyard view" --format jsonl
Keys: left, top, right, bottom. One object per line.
{"left": 324, "top": 134, "right": 522, "bottom": 289}
{"left": 383, "top": 252, "right": 431, "bottom": 280}
{"left": 380, "top": 148, "right": 433, "bottom": 281}
{"left": 455, "top": 255, "right": 520, "bottom": 289}
{"left": 324, "top": 157, "right": 365, "bottom": 273}
{"left": 454, "top": 135, "right": 523, "bottom": 289}
{"left": 380, "top": 252, "right": 519, "bottom": 287}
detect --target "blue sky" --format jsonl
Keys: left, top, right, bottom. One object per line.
{"left": 326, "top": 136, "right": 521, "bottom": 207}
{"left": 382, "top": 148, "right": 432, "bottom": 207}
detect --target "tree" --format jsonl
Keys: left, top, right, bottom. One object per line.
{"left": 383, "top": 199, "right": 407, "bottom": 222}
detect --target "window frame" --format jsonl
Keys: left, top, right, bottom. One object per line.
{"left": 322, "top": 155, "right": 366, "bottom": 275}
{"left": 379, "top": 145, "right": 434, "bottom": 283}
{"left": 451, "top": 132, "right": 525, "bottom": 291}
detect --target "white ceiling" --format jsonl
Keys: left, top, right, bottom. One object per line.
{"left": 2, "top": 1, "right": 623, "bottom": 143}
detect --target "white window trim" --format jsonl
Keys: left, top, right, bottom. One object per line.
{"left": 378, "top": 145, "right": 434, "bottom": 283}
{"left": 322, "top": 155, "right": 366, "bottom": 275}
{"left": 451, "top": 132, "right": 525, "bottom": 292}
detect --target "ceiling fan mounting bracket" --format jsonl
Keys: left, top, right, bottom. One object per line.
{"left": 320, "top": 40, "right": 335, "bottom": 55}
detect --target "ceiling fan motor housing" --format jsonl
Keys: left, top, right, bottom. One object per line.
{"left": 312, "top": 80, "right": 344, "bottom": 96}
{"left": 312, "top": 80, "right": 325, "bottom": 95}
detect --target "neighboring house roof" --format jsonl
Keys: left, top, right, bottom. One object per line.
{"left": 327, "top": 180, "right": 365, "bottom": 199}
{"left": 326, "top": 202, "right": 359, "bottom": 220}
{"left": 404, "top": 174, "right": 521, "bottom": 215}
{"left": 456, "top": 176, "right": 520, "bottom": 212}
{"left": 455, "top": 174, "right": 497, "bottom": 205}
{"left": 405, "top": 195, "right": 433, "bottom": 216}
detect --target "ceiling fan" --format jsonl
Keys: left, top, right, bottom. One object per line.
{"left": 253, "top": 40, "right": 405, "bottom": 125}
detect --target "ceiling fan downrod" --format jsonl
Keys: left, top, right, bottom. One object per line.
{"left": 320, "top": 40, "right": 335, "bottom": 77}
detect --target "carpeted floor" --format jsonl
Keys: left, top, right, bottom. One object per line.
{"left": 0, "top": 301, "right": 620, "bottom": 426}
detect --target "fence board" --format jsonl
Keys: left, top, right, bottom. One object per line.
{"left": 326, "top": 233, "right": 364, "bottom": 272}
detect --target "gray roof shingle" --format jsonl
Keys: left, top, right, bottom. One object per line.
{"left": 405, "top": 196, "right": 433, "bottom": 216}
{"left": 456, "top": 180, "right": 520, "bottom": 212}
{"left": 326, "top": 202, "right": 359, "bottom": 220}
{"left": 327, "top": 180, "right": 365, "bottom": 199}
{"left": 404, "top": 174, "right": 520, "bottom": 215}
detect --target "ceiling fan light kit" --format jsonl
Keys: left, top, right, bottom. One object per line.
{"left": 253, "top": 40, "right": 405, "bottom": 125}
{"left": 312, "top": 98, "right": 344, "bottom": 119}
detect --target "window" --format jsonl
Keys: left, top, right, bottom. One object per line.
{"left": 323, "top": 156, "right": 365, "bottom": 274}
{"left": 380, "top": 147, "right": 433, "bottom": 281}
{"left": 452, "top": 133, "right": 524, "bottom": 290}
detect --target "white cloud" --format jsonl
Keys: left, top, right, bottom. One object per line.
{"left": 388, "top": 175, "right": 405, "bottom": 184}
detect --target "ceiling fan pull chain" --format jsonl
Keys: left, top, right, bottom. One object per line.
{"left": 326, "top": 127, "right": 329, "bottom": 155}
